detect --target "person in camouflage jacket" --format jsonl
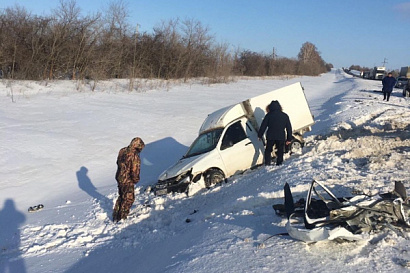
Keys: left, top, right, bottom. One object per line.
{"left": 112, "top": 137, "right": 145, "bottom": 222}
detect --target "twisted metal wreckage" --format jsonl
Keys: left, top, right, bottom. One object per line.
{"left": 273, "top": 180, "right": 410, "bottom": 243}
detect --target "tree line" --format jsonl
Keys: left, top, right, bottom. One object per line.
{"left": 0, "top": 0, "right": 333, "bottom": 82}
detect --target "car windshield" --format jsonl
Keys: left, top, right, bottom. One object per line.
{"left": 185, "top": 128, "right": 223, "bottom": 158}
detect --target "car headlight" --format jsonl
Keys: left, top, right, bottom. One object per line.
{"left": 176, "top": 169, "right": 192, "bottom": 184}
{"left": 159, "top": 172, "right": 167, "bottom": 180}
{"left": 157, "top": 169, "right": 193, "bottom": 186}
{"left": 179, "top": 175, "right": 191, "bottom": 184}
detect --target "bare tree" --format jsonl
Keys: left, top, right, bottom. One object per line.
{"left": 41, "top": 0, "right": 82, "bottom": 79}
{"left": 105, "top": 0, "right": 131, "bottom": 78}
{"left": 297, "top": 41, "right": 327, "bottom": 75}
{"left": 0, "top": 6, "right": 32, "bottom": 79}
{"left": 180, "top": 18, "right": 213, "bottom": 80}
{"left": 236, "top": 50, "right": 267, "bottom": 76}
{"left": 274, "top": 57, "right": 298, "bottom": 75}
{"left": 205, "top": 42, "right": 232, "bottom": 81}
{"left": 152, "top": 19, "right": 186, "bottom": 79}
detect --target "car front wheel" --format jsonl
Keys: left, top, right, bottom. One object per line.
{"left": 204, "top": 169, "right": 225, "bottom": 188}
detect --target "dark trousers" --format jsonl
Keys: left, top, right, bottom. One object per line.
{"left": 112, "top": 182, "right": 135, "bottom": 222}
{"left": 383, "top": 92, "right": 391, "bottom": 101}
{"left": 265, "top": 139, "right": 285, "bottom": 166}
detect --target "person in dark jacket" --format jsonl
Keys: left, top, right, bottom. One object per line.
{"left": 382, "top": 72, "right": 396, "bottom": 101}
{"left": 258, "top": 100, "right": 292, "bottom": 166}
{"left": 112, "top": 137, "right": 145, "bottom": 222}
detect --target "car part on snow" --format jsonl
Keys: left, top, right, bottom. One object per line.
{"left": 274, "top": 180, "right": 409, "bottom": 243}
{"left": 396, "top": 258, "right": 410, "bottom": 268}
{"left": 28, "top": 204, "right": 44, "bottom": 212}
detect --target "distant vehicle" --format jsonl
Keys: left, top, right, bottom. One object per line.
{"left": 399, "top": 66, "right": 410, "bottom": 78}
{"left": 154, "top": 82, "right": 315, "bottom": 196}
{"left": 349, "top": 70, "right": 361, "bottom": 77}
{"left": 362, "top": 71, "right": 370, "bottom": 79}
{"left": 369, "top": 66, "right": 386, "bottom": 80}
{"left": 395, "top": 77, "right": 408, "bottom": 88}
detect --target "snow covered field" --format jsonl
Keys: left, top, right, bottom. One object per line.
{"left": 1, "top": 69, "right": 409, "bottom": 273}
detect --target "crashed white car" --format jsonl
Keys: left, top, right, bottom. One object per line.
{"left": 154, "top": 83, "right": 314, "bottom": 196}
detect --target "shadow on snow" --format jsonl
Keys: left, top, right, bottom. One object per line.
{"left": 0, "top": 199, "right": 27, "bottom": 273}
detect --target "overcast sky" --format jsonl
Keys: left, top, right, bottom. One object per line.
{"left": 1, "top": 0, "right": 409, "bottom": 70}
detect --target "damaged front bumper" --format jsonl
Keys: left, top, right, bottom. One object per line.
{"left": 154, "top": 169, "right": 202, "bottom": 196}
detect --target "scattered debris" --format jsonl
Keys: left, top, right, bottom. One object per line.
{"left": 28, "top": 204, "right": 44, "bottom": 213}
{"left": 274, "top": 180, "right": 409, "bottom": 243}
{"left": 257, "top": 243, "right": 266, "bottom": 249}
{"left": 396, "top": 258, "right": 410, "bottom": 268}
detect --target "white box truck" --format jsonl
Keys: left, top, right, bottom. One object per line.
{"left": 369, "top": 66, "right": 386, "bottom": 80}
{"left": 154, "top": 82, "right": 315, "bottom": 196}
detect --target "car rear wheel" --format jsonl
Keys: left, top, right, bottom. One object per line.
{"left": 204, "top": 169, "right": 225, "bottom": 188}
{"left": 289, "top": 139, "right": 303, "bottom": 154}
{"left": 404, "top": 87, "right": 410, "bottom": 97}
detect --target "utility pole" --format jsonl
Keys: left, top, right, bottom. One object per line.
{"left": 382, "top": 58, "right": 388, "bottom": 66}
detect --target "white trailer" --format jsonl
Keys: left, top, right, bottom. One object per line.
{"left": 154, "top": 82, "right": 314, "bottom": 195}
{"left": 370, "top": 66, "right": 386, "bottom": 80}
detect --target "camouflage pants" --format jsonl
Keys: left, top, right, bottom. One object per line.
{"left": 112, "top": 182, "right": 135, "bottom": 222}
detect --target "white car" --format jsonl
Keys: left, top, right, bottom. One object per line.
{"left": 154, "top": 83, "right": 315, "bottom": 196}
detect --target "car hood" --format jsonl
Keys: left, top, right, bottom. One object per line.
{"left": 158, "top": 153, "right": 207, "bottom": 181}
